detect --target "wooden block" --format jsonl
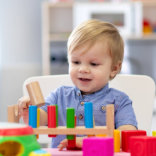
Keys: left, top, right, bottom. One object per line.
{"left": 26, "top": 81, "right": 45, "bottom": 107}
{"left": 7, "top": 104, "right": 19, "bottom": 123}
{"left": 114, "top": 129, "right": 120, "bottom": 152}
{"left": 67, "top": 108, "right": 75, "bottom": 140}
{"left": 130, "top": 136, "right": 156, "bottom": 156}
{"left": 33, "top": 126, "right": 108, "bottom": 135}
{"left": 122, "top": 130, "right": 147, "bottom": 152}
{"left": 48, "top": 105, "right": 57, "bottom": 137}
{"left": 106, "top": 104, "right": 114, "bottom": 137}
{"left": 152, "top": 131, "right": 156, "bottom": 136}
{"left": 83, "top": 137, "right": 114, "bottom": 156}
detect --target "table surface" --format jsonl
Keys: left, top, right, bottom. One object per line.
{"left": 44, "top": 148, "right": 130, "bottom": 156}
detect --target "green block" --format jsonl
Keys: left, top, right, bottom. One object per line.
{"left": 55, "top": 104, "right": 58, "bottom": 127}
{"left": 66, "top": 108, "right": 75, "bottom": 140}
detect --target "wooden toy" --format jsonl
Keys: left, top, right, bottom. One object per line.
{"left": 152, "top": 130, "right": 156, "bottom": 136}
{"left": 0, "top": 122, "right": 40, "bottom": 156}
{"left": 122, "top": 130, "right": 147, "bottom": 152}
{"left": 8, "top": 81, "right": 44, "bottom": 123}
{"left": 7, "top": 104, "right": 19, "bottom": 123}
{"left": 84, "top": 102, "right": 93, "bottom": 128}
{"left": 66, "top": 108, "right": 75, "bottom": 140}
{"left": 33, "top": 104, "right": 114, "bottom": 137}
{"left": 67, "top": 116, "right": 77, "bottom": 150}
{"left": 37, "top": 108, "right": 40, "bottom": 128}
{"left": 26, "top": 81, "right": 45, "bottom": 107}
{"left": 29, "top": 105, "right": 37, "bottom": 128}
{"left": 130, "top": 136, "right": 156, "bottom": 156}
{"left": 48, "top": 105, "right": 57, "bottom": 137}
{"left": 83, "top": 137, "right": 114, "bottom": 156}
{"left": 114, "top": 129, "right": 120, "bottom": 152}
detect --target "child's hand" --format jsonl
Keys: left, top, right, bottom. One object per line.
{"left": 57, "top": 137, "right": 85, "bottom": 151}
{"left": 18, "top": 96, "right": 32, "bottom": 124}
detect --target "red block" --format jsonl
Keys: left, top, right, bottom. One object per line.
{"left": 48, "top": 105, "right": 56, "bottom": 137}
{"left": 122, "top": 130, "right": 146, "bottom": 152}
{"left": 130, "top": 136, "right": 156, "bottom": 156}
{"left": 66, "top": 136, "right": 76, "bottom": 150}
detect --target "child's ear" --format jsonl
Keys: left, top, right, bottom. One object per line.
{"left": 110, "top": 61, "right": 122, "bottom": 78}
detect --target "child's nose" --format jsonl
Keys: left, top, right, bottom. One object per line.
{"left": 79, "top": 65, "right": 90, "bottom": 73}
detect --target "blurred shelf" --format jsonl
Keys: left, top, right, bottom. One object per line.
{"left": 126, "top": 33, "right": 156, "bottom": 40}
{"left": 49, "top": 32, "right": 71, "bottom": 42}
{"left": 133, "top": 0, "right": 156, "bottom": 6}
{"left": 44, "top": 1, "right": 73, "bottom": 8}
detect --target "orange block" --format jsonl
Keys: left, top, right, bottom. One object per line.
{"left": 114, "top": 129, "right": 120, "bottom": 152}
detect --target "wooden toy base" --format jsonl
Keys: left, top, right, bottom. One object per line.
{"left": 44, "top": 148, "right": 130, "bottom": 156}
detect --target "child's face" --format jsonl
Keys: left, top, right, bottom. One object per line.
{"left": 68, "top": 41, "right": 117, "bottom": 94}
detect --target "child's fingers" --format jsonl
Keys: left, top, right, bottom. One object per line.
{"left": 57, "top": 139, "right": 68, "bottom": 151}
{"left": 75, "top": 137, "right": 87, "bottom": 149}
{"left": 22, "top": 110, "right": 29, "bottom": 124}
{"left": 18, "top": 96, "right": 31, "bottom": 115}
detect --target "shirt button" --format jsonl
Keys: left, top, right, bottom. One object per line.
{"left": 101, "top": 106, "right": 106, "bottom": 111}
{"left": 77, "top": 92, "right": 81, "bottom": 96}
{"left": 80, "top": 102, "right": 84, "bottom": 105}
{"left": 78, "top": 114, "right": 83, "bottom": 120}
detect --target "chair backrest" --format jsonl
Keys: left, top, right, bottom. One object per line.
{"left": 23, "top": 74, "right": 155, "bottom": 135}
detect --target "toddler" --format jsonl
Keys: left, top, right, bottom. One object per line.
{"left": 18, "top": 19, "right": 137, "bottom": 150}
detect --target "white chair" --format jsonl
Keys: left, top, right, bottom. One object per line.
{"left": 23, "top": 74, "right": 155, "bottom": 135}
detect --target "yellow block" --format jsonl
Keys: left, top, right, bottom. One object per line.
{"left": 114, "top": 129, "right": 120, "bottom": 152}
{"left": 152, "top": 131, "right": 156, "bottom": 136}
{"left": 37, "top": 108, "right": 40, "bottom": 128}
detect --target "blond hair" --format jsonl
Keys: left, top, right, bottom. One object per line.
{"left": 67, "top": 19, "right": 124, "bottom": 68}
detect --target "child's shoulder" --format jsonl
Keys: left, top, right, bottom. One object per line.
{"left": 108, "top": 87, "right": 129, "bottom": 100}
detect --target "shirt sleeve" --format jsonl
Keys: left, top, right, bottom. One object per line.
{"left": 40, "top": 89, "right": 58, "bottom": 113}
{"left": 115, "top": 93, "right": 138, "bottom": 129}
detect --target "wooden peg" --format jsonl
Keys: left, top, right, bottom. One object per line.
{"left": 26, "top": 81, "right": 45, "bottom": 107}
{"left": 106, "top": 104, "right": 114, "bottom": 137}
{"left": 7, "top": 104, "right": 19, "bottom": 123}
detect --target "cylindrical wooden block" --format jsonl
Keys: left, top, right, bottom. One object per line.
{"left": 84, "top": 102, "right": 93, "bottom": 128}
{"left": 55, "top": 104, "right": 58, "bottom": 127}
{"left": 29, "top": 105, "right": 37, "bottom": 128}
{"left": 114, "top": 129, "right": 120, "bottom": 152}
{"left": 26, "top": 81, "right": 45, "bottom": 107}
{"left": 66, "top": 108, "right": 75, "bottom": 140}
{"left": 7, "top": 105, "right": 19, "bottom": 123}
{"left": 106, "top": 104, "right": 114, "bottom": 137}
{"left": 48, "top": 105, "right": 56, "bottom": 128}
{"left": 37, "top": 108, "right": 40, "bottom": 128}
{"left": 48, "top": 105, "right": 56, "bottom": 137}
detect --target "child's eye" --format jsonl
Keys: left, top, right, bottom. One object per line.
{"left": 90, "top": 62, "right": 99, "bottom": 66}
{"left": 72, "top": 61, "right": 80, "bottom": 65}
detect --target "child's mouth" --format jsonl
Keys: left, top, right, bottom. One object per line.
{"left": 79, "top": 78, "right": 91, "bottom": 81}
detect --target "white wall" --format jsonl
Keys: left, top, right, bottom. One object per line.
{"left": 0, "top": 0, "right": 44, "bottom": 121}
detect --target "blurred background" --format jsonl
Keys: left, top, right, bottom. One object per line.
{"left": 0, "top": 0, "right": 156, "bottom": 124}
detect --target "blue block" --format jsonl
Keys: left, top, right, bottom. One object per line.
{"left": 84, "top": 102, "right": 93, "bottom": 128}
{"left": 29, "top": 105, "right": 37, "bottom": 128}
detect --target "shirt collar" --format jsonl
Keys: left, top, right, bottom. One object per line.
{"left": 74, "top": 84, "right": 109, "bottom": 98}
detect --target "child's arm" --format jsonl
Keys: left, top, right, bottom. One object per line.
{"left": 18, "top": 96, "right": 47, "bottom": 126}
{"left": 117, "top": 124, "right": 137, "bottom": 131}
